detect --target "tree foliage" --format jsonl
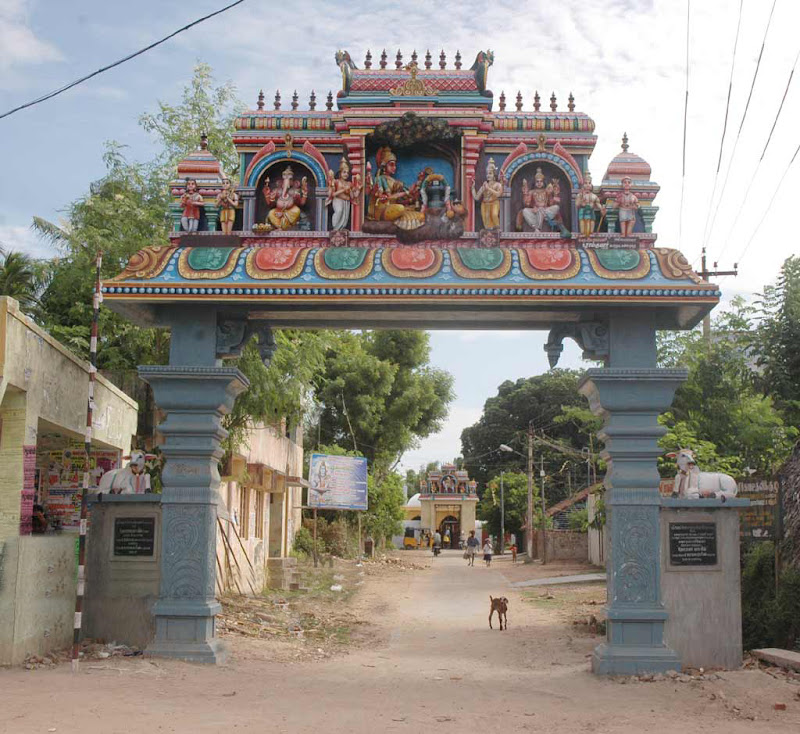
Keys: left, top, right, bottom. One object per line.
{"left": 314, "top": 330, "right": 454, "bottom": 473}
{"left": 0, "top": 249, "right": 41, "bottom": 314}
{"left": 477, "top": 471, "right": 544, "bottom": 541}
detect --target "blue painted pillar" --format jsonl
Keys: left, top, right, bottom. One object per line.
{"left": 579, "top": 310, "right": 687, "bottom": 674}
{"left": 139, "top": 306, "right": 248, "bottom": 663}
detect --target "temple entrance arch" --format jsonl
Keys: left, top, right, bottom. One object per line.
{"left": 102, "top": 45, "right": 721, "bottom": 676}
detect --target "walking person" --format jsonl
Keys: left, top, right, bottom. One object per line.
{"left": 483, "top": 538, "right": 493, "bottom": 567}
{"left": 510, "top": 543, "right": 518, "bottom": 564}
{"left": 465, "top": 530, "right": 480, "bottom": 566}
{"left": 433, "top": 529, "right": 442, "bottom": 557}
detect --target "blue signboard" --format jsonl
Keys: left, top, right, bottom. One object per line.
{"left": 308, "top": 454, "right": 368, "bottom": 511}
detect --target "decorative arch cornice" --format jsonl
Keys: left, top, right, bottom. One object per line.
{"left": 500, "top": 143, "right": 583, "bottom": 190}
{"left": 245, "top": 144, "right": 327, "bottom": 187}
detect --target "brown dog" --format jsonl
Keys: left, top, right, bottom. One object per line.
{"left": 489, "top": 595, "right": 508, "bottom": 630}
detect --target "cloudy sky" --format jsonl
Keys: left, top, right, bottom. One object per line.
{"left": 2, "top": 0, "right": 799, "bottom": 471}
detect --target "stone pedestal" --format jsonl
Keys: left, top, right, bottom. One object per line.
{"left": 580, "top": 366, "right": 687, "bottom": 674}
{"left": 138, "top": 365, "right": 248, "bottom": 663}
{"left": 660, "top": 498, "right": 748, "bottom": 670}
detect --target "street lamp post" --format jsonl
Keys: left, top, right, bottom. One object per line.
{"left": 500, "top": 437, "right": 534, "bottom": 563}
{"left": 540, "top": 458, "right": 547, "bottom": 565}
{"left": 500, "top": 470, "right": 505, "bottom": 555}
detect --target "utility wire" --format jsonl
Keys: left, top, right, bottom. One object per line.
{"left": 726, "top": 139, "right": 800, "bottom": 271}
{"left": 714, "top": 42, "right": 800, "bottom": 262}
{"left": 0, "top": 0, "right": 246, "bottom": 121}
{"left": 698, "top": 0, "right": 745, "bottom": 258}
{"left": 702, "top": 0, "right": 779, "bottom": 251}
{"left": 678, "top": 0, "right": 692, "bottom": 250}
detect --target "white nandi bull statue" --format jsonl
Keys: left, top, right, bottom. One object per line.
{"left": 666, "top": 448, "right": 738, "bottom": 501}
{"left": 98, "top": 450, "right": 155, "bottom": 494}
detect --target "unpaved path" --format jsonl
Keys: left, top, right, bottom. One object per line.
{"left": 1, "top": 551, "right": 798, "bottom": 733}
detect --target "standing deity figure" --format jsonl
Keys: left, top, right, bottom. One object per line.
{"left": 326, "top": 157, "right": 361, "bottom": 230}
{"left": 470, "top": 158, "right": 504, "bottom": 230}
{"left": 613, "top": 176, "right": 639, "bottom": 236}
{"left": 366, "top": 146, "right": 421, "bottom": 223}
{"left": 263, "top": 165, "right": 308, "bottom": 230}
{"left": 215, "top": 177, "right": 239, "bottom": 235}
{"left": 575, "top": 174, "right": 605, "bottom": 236}
{"left": 180, "top": 178, "right": 204, "bottom": 232}
{"left": 519, "top": 168, "right": 568, "bottom": 235}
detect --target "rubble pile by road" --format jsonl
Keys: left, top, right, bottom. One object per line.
{"left": 23, "top": 640, "right": 141, "bottom": 670}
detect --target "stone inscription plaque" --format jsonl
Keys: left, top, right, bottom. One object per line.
{"left": 113, "top": 517, "right": 156, "bottom": 557}
{"left": 669, "top": 522, "right": 717, "bottom": 566}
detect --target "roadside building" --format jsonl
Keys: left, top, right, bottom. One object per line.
{"left": 415, "top": 464, "right": 479, "bottom": 546}
{"left": 0, "top": 297, "right": 138, "bottom": 665}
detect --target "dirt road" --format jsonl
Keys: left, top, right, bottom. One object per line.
{"left": 1, "top": 551, "right": 798, "bottom": 733}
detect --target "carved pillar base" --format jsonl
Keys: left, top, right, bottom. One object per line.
{"left": 138, "top": 365, "right": 249, "bottom": 663}
{"left": 580, "top": 367, "right": 687, "bottom": 675}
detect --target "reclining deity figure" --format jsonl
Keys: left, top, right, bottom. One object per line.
{"left": 180, "top": 178, "right": 204, "bottom": 232}
{"left": 469, "top": 158, "right": 503, "bottom": 230}
{"left": 518, "top": 168, "right": 569, "bottom": 236}
{"left": 215, "top": 177, "right": 239, "bottom": 235}
{"left": 326, "top": 157, "right": 361, "bottom": 230}
{"left": 366, "top": 146, "right": 424, "bottom": 230}
{"left": 263, "top": 165, "right": 309, "bottom": 231}
{"left": 612, "top": 175, "right": 639, "bottom": 236}
{"left": 575, "top": 174, "right": 605, "bottom": 236}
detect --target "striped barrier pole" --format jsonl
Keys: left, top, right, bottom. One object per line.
{"left": 72, "top": 250, "right": 102, "bottom": 673}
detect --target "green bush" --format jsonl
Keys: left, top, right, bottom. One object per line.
{"left": 293, "top": 526, "right": 316, "bottom": 557}
{"left": 567, "top": 508, "right": 589, "bottom": 532}
{"left": 741, "top": 542, "right": 800, "bottom": 651}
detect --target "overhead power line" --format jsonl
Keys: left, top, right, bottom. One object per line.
{"left": 678, "top": 0, "right": 692, "bottom": 250}
{"left": 714, "top": 41, "right": 800, "bottom": 262}
{"left": 702, "top": 0, "right": 779, "bottom": 250}
{"left": 0, "top": 0, "right": 246, "bottom": 121}
{"left": 698, "top": 0, "right": 745, "bottom": 255}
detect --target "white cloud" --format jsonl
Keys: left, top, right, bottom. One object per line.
{"left": 0, "top": 224, "right": 59, "bottom": 259}
{"left": 398, "top": 404, "right": 483, "bottom": 473}
{"left": 0, "top": 0, "right": 62, "bottom": 82}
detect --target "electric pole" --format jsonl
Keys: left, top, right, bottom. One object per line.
{"left": 500, "top": 470, "right": 505, "bottom": 555}
{"left": 540, "top": 455, "right": 547, "bottom": 565}
{"left": 526, "top": 425, "right": 534, "bottom": 563}
{"left": 699, "top": 247, "right": 738, "bottom": 341}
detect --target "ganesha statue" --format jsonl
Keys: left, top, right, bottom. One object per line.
{"left": 260, "top": 165, "right": 310, "bottom": 231}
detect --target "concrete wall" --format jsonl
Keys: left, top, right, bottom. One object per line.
{"left": 0, "top": 297, "right": 138, "bottom": 666}
{"left": 83, "top": 496, "right": 161, "bottom": 649}
{"left": 532, "top": 530, "right": 589, "bottom": 561}
{"left": 661, "top": 501, "right": 745, "bottom": 670}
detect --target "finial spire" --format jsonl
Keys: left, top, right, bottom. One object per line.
{"left": 257, "top": 89, "right": 265, "bottom": 111}
{"left": 455, "top": 50, "right": 462, "bottom": 69}
{"left": 515, "top": 91, "right": 523, "bottom": 111}
{"left": 326, "top": 91, "right": 334, "bottom": 111}
{"left": 309, "top": 90, "right": 316, "bottom": 111}
{"left": 550, "top": 92, "right": 557, "bottom": 111}
{"left": 533, "top": 91, "right": 541, "bottom": 112}
{"left": 424, "top": 49, "right": 432, "bottom": 69}
{"left": 568, "top": 92, "right": 575, "bottom": 112}
{"left": 411, "top": 49, "right": 418, "bottom": 64}
{"left": 499, "top": 91, "right": 506, "bottom": 111}
{"left": 395, "top": 50, "right": 403, "bottom": 69}
{"left": 273, "top": 90, "right": 281, "bottom": 110}
{"left": 439, "top": 50, "right": 446, "bottom": 69}
{"left": 200, "top": 133, "right": 208, "bottom": 150}
{"left": 622, "top": 132, "right": 629, "bottom": 152}
{"left": 291, "top": 90, "right": 298, "bottom": 111}
{"left": 380, "top": 49, "right": 388, "bottom": 69}
{"left": 364, "top": 49, "right": 372, "bottom": 69}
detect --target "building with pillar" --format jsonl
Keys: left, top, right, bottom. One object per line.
{"left": 410, "top": 464, "right": 478, "bottom": 546}
{"left": 102, "top": 48, "right": 723, "bottom": 672}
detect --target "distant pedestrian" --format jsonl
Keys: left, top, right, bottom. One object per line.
{"left": 465, "top": 530, "right": 480, "bottom": 566}
{"left": 433, "top": 530, "right": 442, "bottom": 557}
{"left": 483, "top": 539, "right": 493, "bottom": 567}
{"left": 510, "top": 543, "right": 518, "bottom": 564}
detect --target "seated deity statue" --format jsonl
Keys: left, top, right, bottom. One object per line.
{"left": 517, "top": 168, "right": 569, "bottom": 236}
{"left": 263, "top": 165, "right": 309, "bottom": 231}
{"left": 366, "top": 146, "right": 424, "bottom": 230}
